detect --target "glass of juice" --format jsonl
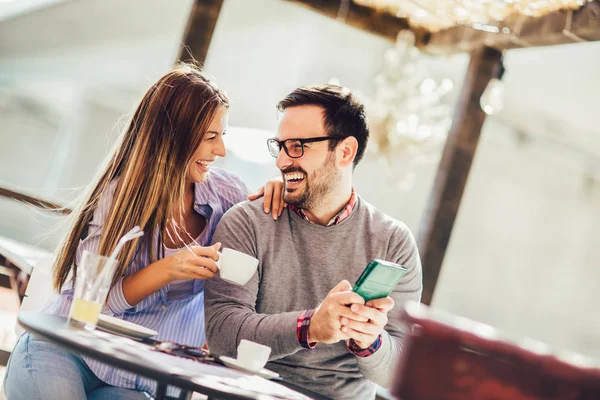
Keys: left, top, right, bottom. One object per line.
{"left": 68, "top": 250, "right": 118, "bottom": 330}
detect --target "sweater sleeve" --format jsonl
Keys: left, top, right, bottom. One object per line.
{"left": 204, "top": 203, "right": 304, "bottom": 360}
{"left": 355, "top": 223, "right": 423, "bottom": 388}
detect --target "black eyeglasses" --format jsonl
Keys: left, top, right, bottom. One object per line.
{"left": 267, "top": 137, "right": 341, "bottom": 159}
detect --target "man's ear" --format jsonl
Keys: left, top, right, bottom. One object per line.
{"left": 338, "top": 136, "right": 358, "bottom": 167}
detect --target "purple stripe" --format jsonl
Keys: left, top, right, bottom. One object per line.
{"left": 40, "top": 167, "right": 248, "bottom": 396}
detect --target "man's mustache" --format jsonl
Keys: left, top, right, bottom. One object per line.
{"left": 280, "top": 167, "right": 306, "bottom": 175}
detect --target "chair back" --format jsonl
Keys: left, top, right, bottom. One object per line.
{"left": 392, "top": 302, "right": 600, "bottom": 400}
{"left": 15, "top": 255, "right": 56, "bottom": 336}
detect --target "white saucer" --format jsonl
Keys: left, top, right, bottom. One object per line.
{"left": 96, "top": 314, "right": 158, "bottom": 339}
{"left": 219, "top": 356, "right": 279, "bottom": 380}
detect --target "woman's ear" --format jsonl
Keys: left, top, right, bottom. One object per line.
{"left": 338, "top": 136, "right": 358, "bottom": 168}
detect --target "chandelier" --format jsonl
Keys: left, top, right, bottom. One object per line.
{"left": 359, "top": 31, "right": 454, "bottom": 162}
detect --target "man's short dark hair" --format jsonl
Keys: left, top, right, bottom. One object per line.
{"left": 276, "top": 85, "right": 369, "bottom": 168}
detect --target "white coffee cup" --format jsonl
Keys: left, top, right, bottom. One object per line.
{"left": 215, "top": 248, "right": 259, "bottom": 286}
{"left": 236, "top": 339, "right": 271, "bottom": 371}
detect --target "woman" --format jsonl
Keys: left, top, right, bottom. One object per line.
{"left": 3, "top": 64, "right": 284, "bottom": 399}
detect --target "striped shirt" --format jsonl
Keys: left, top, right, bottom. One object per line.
{"left": 40, "top": 167, "right": 248, "bottom": 396}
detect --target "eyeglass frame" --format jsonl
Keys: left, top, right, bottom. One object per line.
{"left": 267, "top": 136, "right": 342, "bottom": 159}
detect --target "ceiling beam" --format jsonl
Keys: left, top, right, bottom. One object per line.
{"left": 286, "top": 0, "right": 600, "bottom": 54}
{"left": 417, "top": 1, "right": 600, "bottom": 55}
{"left": 285, "top": 0, "right": 429, "bottom": 43}
{"left": 177, "top": 0, "right": 224, "bottom": 64}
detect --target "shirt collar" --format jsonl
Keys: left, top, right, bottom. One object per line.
{"left": 192, "top": 178, "right": 219, "bottom": 219}
{"left": 289, "top": 188, "right": 357, "bottom": 227}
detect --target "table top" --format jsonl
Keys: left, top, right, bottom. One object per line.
{"left": 18, "top": 312, "right": 315, "bottom": 400}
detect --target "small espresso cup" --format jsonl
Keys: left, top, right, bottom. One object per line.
{"left": 236, "top": 339, "right": 271, "bottom": 371}
{"left": 215, "top": 248, "right": 259, "bottom": 286}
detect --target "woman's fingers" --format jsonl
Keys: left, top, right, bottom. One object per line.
{"left": 259, "top": 177, "right": 285, "bottom": 215}
{"left": 262, "top": 182, "right": 274, "bottom": 214}
{"left": 187, "top": 266, "right": 216, "bottom": 280}
{"left": 189, "top": 258, "right": 219, "bottom": 274}
{"left": 247, "top": 186, "right": 265, "bottom": 201}
{"left": 271, "top": 184, "right": 282, "bottom": 220}
{"left": 190, "top": 245, "right": 219, "bottom": 260}
{"left": 278, "top": 198, "right": 286, "bottom": 218}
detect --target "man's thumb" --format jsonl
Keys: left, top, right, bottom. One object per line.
{"left": 329, "top": 280, "right": 352, "bottom": 295}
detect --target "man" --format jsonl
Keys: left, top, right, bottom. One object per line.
{"left": 205, "top": 85, "right": 422, "bottom": 399}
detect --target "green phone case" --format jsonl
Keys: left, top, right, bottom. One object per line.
{"left": 352, "top": 259, "right": 408, "bottom": 301}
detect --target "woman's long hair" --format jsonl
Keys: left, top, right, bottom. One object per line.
{"left": 52, "top": 63, "right": 229, "bottom": 291}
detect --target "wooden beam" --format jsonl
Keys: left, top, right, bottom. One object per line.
{"left": 417, "top": 47, "right": 502, "bottom": 305}
{"left": 285, "top": 0, "right": 429, "bottom": 43}
{"left": 177, "top": 0, "right": 224, "bottom": 64}
{"left": 423, "top": 0, "right": 600, "bottom": 55}
{"left": 287, "top": 0, "right": 599, "bottom": 54}
{"left": 0, "top": 185, "right": 70, "bottom": 214}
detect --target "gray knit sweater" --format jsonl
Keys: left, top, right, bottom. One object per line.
{"left": 205, "top": 196, "right": 422, "bottom": 399}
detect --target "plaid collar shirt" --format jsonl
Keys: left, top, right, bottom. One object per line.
{"left": 289, "top": 188, "right": 357, "bottom": 226}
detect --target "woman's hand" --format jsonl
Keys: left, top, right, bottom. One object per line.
{"left": 247, "top": 176, "right": 286, "bottom": 220}
{"left": 164, "top": 243, "right": 221, "bottom": 281}
{"left": 121, "top": 243, "right": 221, "bottom": 307}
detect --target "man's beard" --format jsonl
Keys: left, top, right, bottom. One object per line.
{"left": 282, "top": 152, "right": 339, "bottom": 210}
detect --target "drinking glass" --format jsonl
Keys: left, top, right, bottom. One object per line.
{"left": 68, "top": 250, "right": 117, "bottom": 330}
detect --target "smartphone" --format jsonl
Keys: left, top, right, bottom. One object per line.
{"left": 352, "top": 259, "right": 408, "bottom": 301}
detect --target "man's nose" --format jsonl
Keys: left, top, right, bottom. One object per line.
{"left": 275, "top": 147, "right": 292, "bottom": 170}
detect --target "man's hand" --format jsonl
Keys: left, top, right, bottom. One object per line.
{"left": 308, "top": 280, "right": 369, "bottom": 344}
{"left": 341, "top": 296, "right": 395, "bottom": 349}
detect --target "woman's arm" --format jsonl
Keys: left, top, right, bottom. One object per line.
{"left": 120, "top": 258, "right": 171, "bottom": 306}
{"left": 121, "top": 243, "right": 221, "bottom": 306}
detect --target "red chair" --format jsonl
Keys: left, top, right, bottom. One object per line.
{"left": 392, "top": 302, "right": 600, "bottom": 400}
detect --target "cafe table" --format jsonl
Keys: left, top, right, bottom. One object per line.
{"left": 18, "top": 312, "right": 323, "bottom": 400}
